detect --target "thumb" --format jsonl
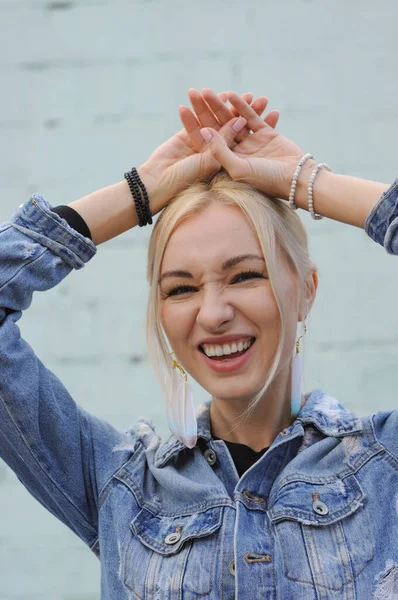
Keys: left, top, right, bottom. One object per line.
{"left": 219, "top": 116, "right": 247, "bottom": 148}
{"left": 200, "top": 121, "right": 245, "bottom": 177}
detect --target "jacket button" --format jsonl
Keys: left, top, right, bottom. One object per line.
{"left": 165, "top": 532, "right": 181, "bottom": 545}
{"left": 243, "top": 490, "right": 266, "bottom": 503}
{"left": 204, "top": 448, "right": 217, "bottom": 466}
{"left": 228, "top": 559, "right": 235, "bottom": 576}
{"left": 280, "top": 428, "right": 290, "bottom": 436}
{"left": 313, "top": 499, "right": 329, "bottom": 515}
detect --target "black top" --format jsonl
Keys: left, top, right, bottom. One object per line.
{"left": 213, "top": 436, "right": 269, "bottom": 477}
{"left": 51, "top": 205, "right": 270, "bottom": 476}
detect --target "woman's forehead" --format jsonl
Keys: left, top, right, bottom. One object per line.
{"left": 163, "top": 205, "right": 260, "bottom": 263}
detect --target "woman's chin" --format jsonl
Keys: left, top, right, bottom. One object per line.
{"left": 203, "top": 381, "right": 263, "bottom": 404}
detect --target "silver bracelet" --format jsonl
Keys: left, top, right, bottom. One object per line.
{"left": 288, "top": 153, "right": 314, "bottom": 211}
{"left": 308, "top": 163, "right": 331, "bottom": 220}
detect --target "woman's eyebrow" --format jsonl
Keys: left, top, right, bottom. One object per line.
{"left": 158, "top": 254, "right": 265, "bottom": 284}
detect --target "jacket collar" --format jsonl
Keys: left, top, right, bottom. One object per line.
{"left": 154, "top": 388, "right": 363, "bottom": 468}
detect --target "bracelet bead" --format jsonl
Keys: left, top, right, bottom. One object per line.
{"left": 124, "top": 167, "right": 152, "bottom": 227}
{"left": 131, "top": 168, "right": 152, "bottom": 225}
{"left": 308, "top": 163, "right": 331, "bottom": 220}
{"left": 288, "top": 153, "right": 314, "bottom": 211}
{"left": 124, "top": 171, "right": 145, "bottom": 226}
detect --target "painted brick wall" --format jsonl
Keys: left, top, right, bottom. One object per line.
{"left": 0, "top": 1, "right": 397, "bottom": 597}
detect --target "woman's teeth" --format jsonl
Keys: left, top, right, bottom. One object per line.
{"left": 201, "top": 338, "right": 254, "bottom": 358}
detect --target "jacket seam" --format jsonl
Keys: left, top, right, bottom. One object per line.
{"left": 370, "top": 413, "right": 398, "bottom": 466}
{"left": 29, "top": 197, "right": 95, "bottom": 253}
{"left": 90, "top": 537, "right": 100, "bottom": 556}
{"left": 0, "top": 390, "right": 98, "bottom": 538}
{"left": 364, "top": 179, "right": 398, "bottom": 235}
{"left": 98, "top": 449, "right": 142, "bottom": 509}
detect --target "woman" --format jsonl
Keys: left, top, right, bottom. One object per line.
{"left": 0, "top": 88, "right": 396, "bottom": 599}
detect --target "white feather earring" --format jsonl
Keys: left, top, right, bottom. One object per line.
{"left": 291, "top": 322, "right": 307, "bottom": 418}
{"left": 165, "top": 353, "right": 197, "bottom": 449}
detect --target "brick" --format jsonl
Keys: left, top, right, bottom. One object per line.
{"left": 0, "top": 63, "right": 131, "bottom": 128}
{"left": 0, "top": 3, "right": 249, "bottom": 64}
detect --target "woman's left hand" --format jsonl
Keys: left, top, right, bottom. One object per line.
{"left": 139, "top": 92, "right": 266, "bottom": 212}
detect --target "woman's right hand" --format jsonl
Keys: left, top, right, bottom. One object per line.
{"left": 182, "top": 90, "right": 317, "bottom": 201}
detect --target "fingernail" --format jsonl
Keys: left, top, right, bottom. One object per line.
{"left": 232, "top": 117, "right": 247, "bottom": 132}
{"left": 200, "top": 128, "right": 214, "bottom": 143}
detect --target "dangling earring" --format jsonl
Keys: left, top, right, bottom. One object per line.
{"left": 165, "top": 353, "right": 197, "bottom": 449}
{"left": 291, "top": 322, "right": 307, "bottom": 418}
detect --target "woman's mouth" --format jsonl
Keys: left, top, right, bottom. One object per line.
{"left": 198, "top": 337, "right": 256, "bottom": 373}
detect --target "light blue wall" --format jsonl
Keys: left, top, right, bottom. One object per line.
{"left": 0, "top": 1, "right": 397, "bottom": 598}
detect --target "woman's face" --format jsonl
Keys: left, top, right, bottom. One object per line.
{"left": 158, "top": 203, "right": 301, "bottom": 404}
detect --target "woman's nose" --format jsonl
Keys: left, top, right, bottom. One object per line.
{"left": 195, "top": 291, "right": 234, "bottom": 330}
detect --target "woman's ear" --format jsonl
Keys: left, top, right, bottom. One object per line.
{"left": 298, "top": 269, "right": 318, "bottom": 321}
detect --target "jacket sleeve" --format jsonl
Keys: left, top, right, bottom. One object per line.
{"left": 0, "top": 195, "right": 136, "bottom": 554}
{"left": 364, "top": 178, "right": 398, "bottom": 254}
{"left": 371, "top": 410, "right": 398, "bottom": 463}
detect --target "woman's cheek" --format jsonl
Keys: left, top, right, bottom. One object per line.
{"left": 160, "top": 303, "right": 192, "bottom": 351}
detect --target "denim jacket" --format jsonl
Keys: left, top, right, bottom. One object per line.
{"left": 1, "top": 179, "right": 398, "bottom": 600}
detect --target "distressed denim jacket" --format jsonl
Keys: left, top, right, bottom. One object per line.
{"left": 1, "top": 179, "right": 398, "bottom": 600}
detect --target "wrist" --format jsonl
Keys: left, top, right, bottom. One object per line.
{"left": 293, "top": 160, "right": 331, "bottom": 211}
{"left": 278, "top": 158, "right": 317, "bottom": 202}
{"left": 137, "top": 162, "right": 164, "bottom": 216}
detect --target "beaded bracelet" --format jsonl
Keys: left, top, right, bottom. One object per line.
{"left": 124, "top": 168, "right": 153, "bottom": 227}
{"left": 308, "top": 163, "right": 331, "bottom": 220}
{"left": 130, "top": 167, "right": 152, "bottom": 225}
{"left": 124, "top": 171, "right": 145, "bottom": 226}
{"left": 288, "top": 153, "right": 314, "bottom": 211}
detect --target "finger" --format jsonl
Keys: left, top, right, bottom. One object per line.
{"left": 178, "top": 104, "right": 250, "bottom": 153}
{"left": 251, "top": 96, "right": 269, "bottom": 115}
{"left": 264, "top": 109, "right": 280, "bottom": 129}
{"left": 202, "top": 89, "right": 255, "bottom": 125}
{"left": 202, "top": 87, "right": 234, "bottom": 127}
{"left": 204, "top": 90, "right": 267, "bottom": 143}
{"left": 229, "top": 95, "right": 267, "bottom": 118}
{"left": 179, "top": 105, "right": 207, "bottom": 152}
{"left": 218, "top": 91, "right": 253, "bottom": 104}
{"left": 218, "top": 116, "right": 247, "bottom": 148}
{"left": 241, "top": 92, "right": 254, "bottom": 104}
{"left": 200, "top": 126, "right": 245, "bottom": 179}
{"left": 188, "top": 88, "right": 220, "bottom": 129}
{"left": 234, "top": 96, "right": 269, "bottom": 142}
{"left": 228, "top": 91, "right": 268, "bottom": 132}
{"left": 218, "top": 91, "right": 229, "bottom": 103}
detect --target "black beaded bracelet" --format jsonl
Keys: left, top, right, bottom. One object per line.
{"left": 130, "top": 167, "right": 152, "bottom": 225}
{"left": 125, "top": 171, "right": 145, "bottom": 226}
{"left": 129, "top": 169, "right": 151, "bottom": 225}
{"left": 124, "top": 168, "right": 152, "bottom": 227}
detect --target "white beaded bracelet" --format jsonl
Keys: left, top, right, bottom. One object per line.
{"left": 308, "top": 163, "right": 331, "bottom": 220}
{"left": 288, "top": 153, "right": 314, "bottom": 211}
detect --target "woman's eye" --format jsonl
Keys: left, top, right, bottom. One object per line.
{"left": 166, "top": 285, "right": 197, "bottom": 297}
{"left": 232, "top": 270, "right": 265, "bottom": 283}
{"left": 165, "top": 271, "right": 264, "bottom": 297}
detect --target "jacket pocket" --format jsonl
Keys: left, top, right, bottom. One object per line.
{"left": 268, "top": 474, "right": 374, "bottom": 592}
{"left": 122, "top": 505, "right": 224, "bottom": 600}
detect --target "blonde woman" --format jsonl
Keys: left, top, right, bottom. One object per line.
{"left": 0, "top": 88, "right": 396, "bottom": 599}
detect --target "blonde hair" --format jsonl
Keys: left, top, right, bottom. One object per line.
{"left": 146, "top": 171, "right": 317, "bottom": 432}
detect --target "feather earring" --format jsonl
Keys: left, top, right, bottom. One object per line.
{"left": 165, "top": 353, "right": 197, "bottom": 449}
{"left": 291, "top": 322, "right": 307, "bottom": 418}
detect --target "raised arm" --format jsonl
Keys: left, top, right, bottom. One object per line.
{"left": 180, "top": 89, "right": 395, "bottom": 253}
{"left": 0, "top": 92, "right": 274, "bottom": 551}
